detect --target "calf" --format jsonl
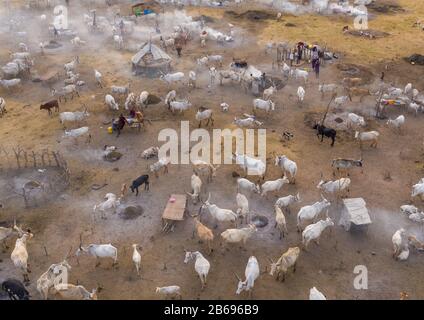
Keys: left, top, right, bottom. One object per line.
{"left": 150, "top": 158, "right": 170, "bottom": 177}
{"left": 332, "top": 158, "right": 363, "bottom": 177}
{"left": 130, "top": 175, "right": 149, "bottom": 196}
{"left": 40, "top": 100, "right": 59, "bottom": 116}
{"left": 52, "top": 283, "right": 97, "bottom": 300}
{"left": 156, "top": 286, "right": 182, "bottom": 299}
{"left": 387, "top": 115, "right": 405, "bottom": 132}
{"left": 141, "top": 146, "right": 159, "bottom": 159}
{"left": 313, "top": 124, "right": 336, "bottom": 147}
{"left": 193, "top": 160, "right": 219, "bottom": 183}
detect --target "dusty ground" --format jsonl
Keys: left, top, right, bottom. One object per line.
{"left": 1, "top": 0, "right": 424, "bottom": 300}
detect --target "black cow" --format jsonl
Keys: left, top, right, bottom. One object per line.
{"left": 40, "top": 99, "right": 59, "bottom": 116}
{"left": 313, "top": 124, "right": 336, "bottom": 147}
{"left": 130, "top": 175, "right": 149, "bottom": 196}
{"left": 1, "top": 279, "right": 30, "bottom": 300}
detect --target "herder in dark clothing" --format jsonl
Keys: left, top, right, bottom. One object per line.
{"left": 296, "top": 42, "right": 304, "bottom": 64}
{"left": 176, "top": 43, "right": 182, "bottom": 57}
{"left": 119, "top": 20, "right": 125, "bottom": 35}
{"left": 113, "top": 113, "right": 129, "bottom": 137}
{"left": 261, "top": 72, "right": 266, "bottom": 88}
{"left": 129, "top": 108, "right": 136, "bottom": 119}
{"left": 311, "top": 46, "right": 321, "bottom": 78}
{"left": 311, "top": 46, "right": 319, "bottom": 69}
{"left": 314, "top": 58, "right": 320, "bottom": 79}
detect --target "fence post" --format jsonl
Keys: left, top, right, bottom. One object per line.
{"left": 13, "top": 148, "right": 21, "bottom": 169}
{"left": 52, "top": 151, "right": 60, "bottom": 167}
{"left": 32, "top": 151, "right": 37, "bottom": 168}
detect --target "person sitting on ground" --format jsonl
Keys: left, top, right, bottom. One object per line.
{"left": 129, "top": 108, "right": 136, "bottom": 119}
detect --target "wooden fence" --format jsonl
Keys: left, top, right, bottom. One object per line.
{"left": 0, "top": 146, "right": 70, "bottom": 207}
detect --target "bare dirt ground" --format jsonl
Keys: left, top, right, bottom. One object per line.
{"left": 1, "top": 0, "right": 424, "bottom": 300}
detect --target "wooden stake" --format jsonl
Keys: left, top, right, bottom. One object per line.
{"left": 321, "top": 93, "right": 336, "bottom": 126}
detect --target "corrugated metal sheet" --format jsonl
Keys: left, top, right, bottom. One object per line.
{"left": 342, "top": 198, "right": 372, "bottom": 226}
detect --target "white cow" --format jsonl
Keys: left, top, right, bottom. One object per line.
{"left": 297, "top": 197, "right": 331, "bottom": 231}
{"left": 275, "top": 155, "right": 297, "bottom": 183}
{"left": 290, "top": 69, "right": 308, "bottom": 83}
{"left": 260, "top": 177, "right": 290, "bottom": 197}
{"left": 235, "top": 256, "right": 260, "bottom": 298}
{"left": 105, "top": 94, "right": 119, "bottom": 110}
{"left": 233, "top": 153, "right": 266, "bottom": 180}
{"left": 302, "top": 218, "right": 334, "bottom": 250}
{"left": 160, "top": 72, "right": 185, "bottom": 85}
{"left": 93, "top": 193, "right": 120, "bottom": 220}
{"left": 253, "top": 98, "right": 275, "bottom": 114}
{"left": 184, "top": 251, "right": 210, "bottom": 290}
{"left": 309, "top": 287, "right": 326, "bottom": 300}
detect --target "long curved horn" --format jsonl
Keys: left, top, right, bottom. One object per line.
{"left": 197, "top": 205, "right": 203, "bottom": 216}
{"left": 79, "top": 233, "right": 83, "bottom": 249}
{"left": 234, "top": 272, "right": 242, "bottom": 281}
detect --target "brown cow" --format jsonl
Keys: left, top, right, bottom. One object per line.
{"left": 342, "top": 77, "right": 363, "bottom": 87}
{"left": 346, "top": 87, "right": 372, "bottom": 102}
{"left": 40, "top": 100, "right": 59, "bottom": 116}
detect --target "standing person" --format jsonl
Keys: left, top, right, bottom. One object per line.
{"left": 314, "top": 58, "right": 320, "bottom": 79}
{"left": 119, "top": 19, "right": 124, "bottom": 35}
{"left": 311, "top": 46, "right": 319, "bottom": 71}
{"left": 297, "top": 42, "right": 304, "bottom": 64}
{"left": 289, "top": 49, "right": 295, "bottom": 66}
{"left": 92, "top": 10, "right": 97, "bottom": 29}
{"left": 176, "top": 43, "right": 182, "bottom": 57}
{"left": 261, "top": 72, "right": 266, "bottom": 88}
{"left": 318, "top": 49, "right": 324, "bottom": 66}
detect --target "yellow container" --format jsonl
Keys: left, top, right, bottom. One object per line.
{"left": 107, "top": 127, "right": 113, "bottom": 134}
